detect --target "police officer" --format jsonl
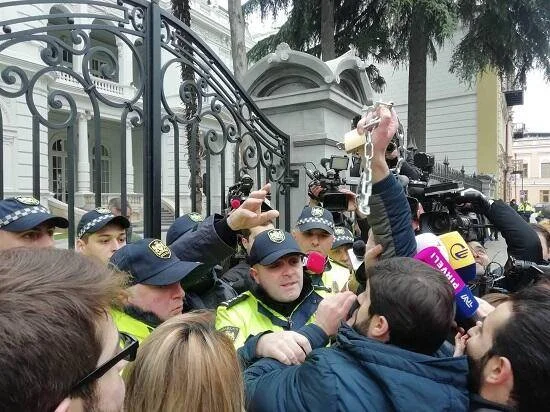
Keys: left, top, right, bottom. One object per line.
{"left": 216, "top": 228, "right": 355, "bottom": 366}
{"left": 165, "top": 212, "right": 204, "bottom": 245}
{"left": 329, "top": 226, "right": 354, "bottom": 273}
{"left": 0, "top": 196, "right": 68, "bottom": 250}
{"left": 76, "top": 207, "right": 130, "bottom": 264}
{"left": 292, "top": 206, "right": 351, "bottom": 292}
{"left": 166, "top": 212, "right": 238, "bottom": 309}
{"left": 110, "top": 238, "right": 203, "bottom": 342}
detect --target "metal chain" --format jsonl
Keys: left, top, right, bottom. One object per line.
{"left": 356, "top": 101, "right": 393, "bottom": 216}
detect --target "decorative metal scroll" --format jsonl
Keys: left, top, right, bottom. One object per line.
{"left": 0, "top": 0, "right": 291, "bottom": 246}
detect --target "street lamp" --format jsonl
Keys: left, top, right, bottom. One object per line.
{"left": 511, "top": 170, "right": 524, "bottom": 200}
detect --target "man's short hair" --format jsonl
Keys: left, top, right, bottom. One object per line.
{"left": 366, "top": 257, "right": 455, "bottom": 355}
{"left": 490, "top": 284, "right": 550, "bottom": 411}
{"left": 0, "top": 248, "right": 126, "bottom": 411}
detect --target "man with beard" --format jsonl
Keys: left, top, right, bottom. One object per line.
{"left": 0, "top": 248, "right": 135, "bottom": 412}
{"left": 465, "top": 283, "right": 550, "bottom": 411}
{"left": 245, "top": 257, "right": 468, "bottom": 411}
{"left": 110, "top": 238, "right": 204, "bottom": 342}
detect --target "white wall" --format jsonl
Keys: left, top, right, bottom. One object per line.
{"left": 372, "top": 31, "right": 478, "bottom": 172}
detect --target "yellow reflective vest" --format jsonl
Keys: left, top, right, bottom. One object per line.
{"left": 111, "top": 308, "right": 154, "bottom": 343}
{"left": 216, "top": 285, "right": 330, "bottom": 349}
{"left": 322, "top": 259, "right": 351, "bottom": 292}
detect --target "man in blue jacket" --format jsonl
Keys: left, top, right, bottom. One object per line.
{"left": 245, "top": 256, "right": 469, "bottom": 412}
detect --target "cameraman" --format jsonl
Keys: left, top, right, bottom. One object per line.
{"left": 456, "top": 189, "right": 544, "bottom": 292}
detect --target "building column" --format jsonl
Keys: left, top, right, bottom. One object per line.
{"left": 126, "top": 120, "right": 134, "bottom": 193}
{"left": 77, "top": 111, "right": 92, "bottom": 192}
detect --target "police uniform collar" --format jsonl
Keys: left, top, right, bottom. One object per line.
{"left": 249, "top": 274, "right": 314, "bottom": 318}
{"left": 123, "top": 304, "right": 163, "bottom": 329}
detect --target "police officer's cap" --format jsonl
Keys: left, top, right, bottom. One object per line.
{"left": 165, "top": 212, "right": 204, "bottom": 245}
{"left": 248, "top": 229, "right": 304, "bottom": 266}
{"left": 110, "top": 238, "right": 203, "bottom": 286}
{"left": 295, "top": 206, "right": 335, "bottom": 235}
{"left": 0, "top": 197, "right": 68, "bottom": 232}
{"left": 77, "top": 208, "right": 130, "bottom": 239}
{"left": 332, "top": 226, "right": 354, "bottom": 249}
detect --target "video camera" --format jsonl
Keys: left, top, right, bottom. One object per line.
{"left": 226, "top": 174, "right": 271, "bottom": 213}
{"left": 305, "top": 155, "right": 349, "bottom": 212}
{"left": 408, "top": 180, "right": 486, "bottom": 242}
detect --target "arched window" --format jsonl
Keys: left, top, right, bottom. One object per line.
{"left": 92, "top": 145, "right": 111, "bottom": 193}
{"left": 50, "top": 138, "right": 68, "bottom": 201}
{"left": 90, "top": 19, "right": 119, "bottom": 82}
{"left": 48, "top": 5, "right": 73, "bottom": 68}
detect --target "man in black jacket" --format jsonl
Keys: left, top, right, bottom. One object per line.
{"left": 457, "top": 189, "right": 543, "bottom": 292}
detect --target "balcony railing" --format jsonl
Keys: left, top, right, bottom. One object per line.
{"left": 54, "top": 71, "right": 125, "bottom": 96}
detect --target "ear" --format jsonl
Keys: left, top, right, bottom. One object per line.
{"left": 249, "top": 266, "right": 260, "bottom": 284}
{"left": 291, "top": 229, "right": 297, "bottom": 239}
{"left": 369, "top": 315, "right": 390, "bottom": 342}
{"left": 53, "top": 398, "right": 72, "bottom": 412}
{"left": 75, "top": 238, "right": 85, "bottom": 252}
{"left": 485, "top": 356, "right": 514, "bottom": 388}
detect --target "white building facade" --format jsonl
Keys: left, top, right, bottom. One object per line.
{"left": 0, "top": 0, "right": 255, "bottom": 223}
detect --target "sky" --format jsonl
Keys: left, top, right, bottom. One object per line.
{"left": 512, "top": 70, "right": 550, "bottom": 133}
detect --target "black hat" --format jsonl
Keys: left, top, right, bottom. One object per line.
{"left": 295, "top": 206, "right": 335, "bottom": 235}
{"left": 247, "top": 229, "right": 304, "bottom": 266}
{"left": 110, "top": 238, "right": 203, "bottom": 286}
{"left": 0, "top": 196, "right": 68, "bottom": 232}
{"left": 77, "top": 207, "right": 130, "bottom": 239}
{"left": 165, "top": 212, "right": 204, "bottom": 245}
{"left": 332, "top": 226, "right": 354, "bottom": 249}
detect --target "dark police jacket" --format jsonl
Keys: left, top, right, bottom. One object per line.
{"left": 170, "top": 214, "right": 238, "bottom": 308}
{"left": 245, "top": 324, "right": 469, "bottom": 412}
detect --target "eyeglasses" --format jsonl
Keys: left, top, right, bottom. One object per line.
{"left": 71, "top": 331, "right": 139, "bottom": 391}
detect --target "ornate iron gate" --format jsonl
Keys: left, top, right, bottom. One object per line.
{"left": 0, "top": 0, "right": 290, "bottom": 247}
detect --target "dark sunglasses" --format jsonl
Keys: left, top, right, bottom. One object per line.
{"left": 71, "top": 331, "right": 138, "bottom": 391}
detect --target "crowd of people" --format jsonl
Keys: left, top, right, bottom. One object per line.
{"left": 1, "top": 106, "right": 550, "bottom": 412}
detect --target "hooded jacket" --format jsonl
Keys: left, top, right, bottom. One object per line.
{"left": 245, "top": 324, "right": 469, "bottom": 412}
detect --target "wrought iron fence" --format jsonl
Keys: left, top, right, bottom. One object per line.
{"left": 430, "top": 161, "right": 483, "bottom": 192}
{"left": 0, "top": 0, "right": 290, "bottom": 247}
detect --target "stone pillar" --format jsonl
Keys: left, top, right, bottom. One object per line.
{"left": 117, "top": 37, "right": 133, "bottom": 88}
{"left": 77, "top": 111, "right": 92, "bottom": 193}
{"left": 126, "top": 120, "right": 134, "bottom": 193}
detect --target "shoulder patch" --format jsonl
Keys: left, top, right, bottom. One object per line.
{"left": 219, "top": 326, "right": 240, "bottom": 342}
{"left": 220, "top": 293, "right": 249, "bottom": 308}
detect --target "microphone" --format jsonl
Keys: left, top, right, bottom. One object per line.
{"left": 415, "top": 246, "right": 479, "bottom": 321}
{"left": 303, "top": 251, "right": 326, "bottom": 275}
{"left": 415, "top": 233, "right": 449, "bottom": 261}
{"left": 439, "top": 231, "right": 476, "bottom": 283}
{"left": 230, "top": 198, "right": 241, "bottom": 209}
{"left": 348, "top": 240, "right": 366, "bottom": 271}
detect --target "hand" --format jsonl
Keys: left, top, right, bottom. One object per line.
{"left": 455, "top": 188, "right": 492, "bottom": 215}
{"left": 365, "top": 229, "right": 383, "bottom": 267}
{"left": 453, "top": 328, "right": 468, "bottom": 357}
{"left": 255, "top": 331, "right": 313, "bottom": 365}
{"left": 365, "top": 244, "right": 383, "bottom": 266}
{"left": 336, "top": 187, "right": 357, "bottom": 212}
{"left": 226, "top": 183, "right": 280, "bottom": 231}
{"left": 474, "top": 297, "right": 495, "bottom": 319}
{"left": 357, "top": 106, "right": 398, "bottom": 155}
{"left": 314, "top": 291, "right": 357, "bottom": 336}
